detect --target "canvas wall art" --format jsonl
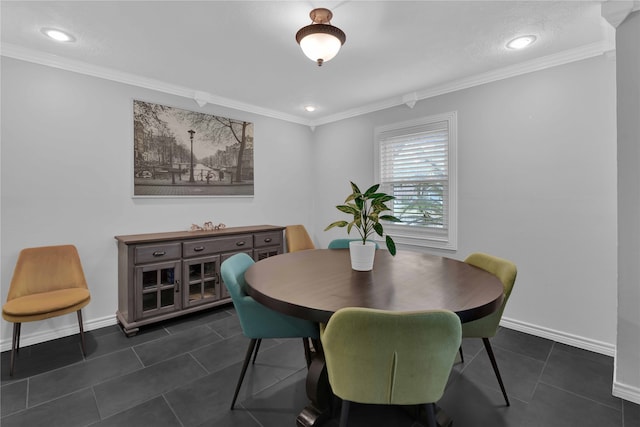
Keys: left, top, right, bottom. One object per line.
{"left": 133, "top": 100, "right": 254, "bottom": 197}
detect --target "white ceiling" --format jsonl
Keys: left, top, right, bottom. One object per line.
{"left": 1, "top": 1, "right": 613, "bottom": 126}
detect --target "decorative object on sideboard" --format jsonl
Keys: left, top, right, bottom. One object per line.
{"left": 325, "top": 181, "right": 401, "bottom": 271}
{"left": 190, "top": 222, "right": 226, "bottom": 232}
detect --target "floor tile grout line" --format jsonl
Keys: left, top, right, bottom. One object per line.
{"left": 5, "top": 385, "right": 96, "bottom": 419}
{"left": 551, "top": 341, "right": 616, "bottom": 366}
{"left": 187, "top": 350, "right": 213, "bottom": 375}
{"left": 528, "top": 339, "right": 555, "bottom": 402}
{"left": 162, "top": 393, "right": 186, "bottom": 427}
{"left": 538, "top": 380, "right": 624, "bottom": 412}
{"left": 25, "top": 377, "right": 30, "bottom": 410}
{"left": 133, "top": 332, "right": 231, "bottom": 369}
{"left": 490, "top": 338, "right": 554, "bottom": 366}
{"left": 239, "top": 401, "right": 267, "bottom": 427}
{"left": 89, "top": 384, "right": 101, "bottom": 424}
{"left": 540, "top": 341, "right": 622, "bottom": 412}
{"left": 9, "top": 351, "right": 88, "bottom": 388}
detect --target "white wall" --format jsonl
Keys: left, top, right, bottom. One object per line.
{"left": 0, "top": 53, "right": 620, "bottom": 361}
{"left": 313, "top": 55, "right": 618, "bottom": 353}
{"left": 0, "top": 58, "right": 315, "bottom": 349}
{"left": 615, "top": 10, "right": 640, "bottom": 404}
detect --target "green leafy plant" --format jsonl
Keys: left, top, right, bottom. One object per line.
{"left": 325, "top": 182, "right": 402, "bottom": 255}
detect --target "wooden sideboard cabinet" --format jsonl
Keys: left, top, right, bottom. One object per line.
{"left": 115, "top": 225, "right": 284, "bottom": 336}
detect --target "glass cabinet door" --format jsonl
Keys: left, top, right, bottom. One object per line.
{"left": 253, "top": 246, "right": 282, "bottom": 261}
{"left": 220, "top": 250, "right": 253, "bottom": 298}
{"left": 135, "top": 260, "right": 181, "bottom": 319}
{"left": 183, "top": 255, "right": 221, "bottom": 308}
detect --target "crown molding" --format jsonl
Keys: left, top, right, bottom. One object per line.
{"left": 308, "top": 40, "right": 613, "bottom": 127}
{"left": 601, "top": 0, "right": 640, "bottom": 28}
{"left": 2, "top": 40, "right": 612, "bottom": 130}
{"left": 0, "top": 43, "right": 312, "bottom": 127}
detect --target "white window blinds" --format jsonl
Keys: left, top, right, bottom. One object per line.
{"left": 375, "top": 112, "right": 457, "bottom": 249}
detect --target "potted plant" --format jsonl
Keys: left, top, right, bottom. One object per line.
{"left": 325, "top": 182, "right": 402, "bottom": 271}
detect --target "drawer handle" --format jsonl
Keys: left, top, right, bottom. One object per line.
{"left": 152, "top": 251, "right": 166, "bottom": 257}
{"left": 264, "top": 238, "right": 272, "bottom": 243}
{"left": 193, "top": 246, "right": 205, "bottom": 252}
{"left": 236, "top": 241, "right": 246, "bottom": 246}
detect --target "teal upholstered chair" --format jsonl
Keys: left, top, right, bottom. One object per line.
{"left": 327, "top": 239, "right": 379, "bottom": 249}
{"left": 321, "top": 307, "right": 461, "bottom": 427}
{"left": 220, "top": 253, "right": 320, "bottom": 409}
{"left": 460, "top": 252, "right": 517, "bottom": 406}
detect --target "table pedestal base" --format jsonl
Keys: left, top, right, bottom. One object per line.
{"left": 297, "top": 354, "right": 332, "bottom": 427}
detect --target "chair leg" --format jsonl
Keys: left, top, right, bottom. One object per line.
{"left": 311, "top": 338, "right": 323, "bottom": 357}
{"left": 16, "top": 322, "right": 21, "bottom": 353}
{"left": 339, "top": 400, "right": 350, "bottom": 427}
{"left": 9, "top": 323, "right": 20, "bottom": 376}
{"left": 459, "top": 345, "right": 464, "bottom": 363}
{"left": 482, "top": 337, "right": 510, "bottom": 406}
{"left": 231, "top": 338, "right": 258, "bottom": 410}
{"left": 77, "top": 310, "right": 87, "bottom": 356}
{"left": 303, "top": 338, "right": 312, "bottom": 368}
{"left": 424, "top": 403, "right": 437, "bottom": 427}
{"left": 252, "top": 338, "right": 262, "bottom": 364}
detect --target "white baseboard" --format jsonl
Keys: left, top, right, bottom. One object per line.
{"left": 612, "top": 380, "right": 640, "bottom": 405}
{"left": 499, "top": 317, "right": 616, "bottom": 357}
{"left": 0, "top": 314, "right": 119, "bottom": 353}
{"left": 0, "top": 315, "right": 619, "bottom": 364}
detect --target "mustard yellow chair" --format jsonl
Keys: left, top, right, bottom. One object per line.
{"left": 322, "top": 307, "right": 461, "bottom": 427}
{"left": 2, "top": 245, "right": 91, "bottom": 376}
{"left": 460, "top": 252, "right": 517, "bottom": 406}
{"left": 285, "top": 224, "right": 315, "bottom": 252}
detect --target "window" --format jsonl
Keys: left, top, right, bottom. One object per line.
{"left": 374, "top": 111, "right": 457, "bottom": 250}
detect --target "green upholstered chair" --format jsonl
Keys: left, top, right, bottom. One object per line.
{"left": 2, "top": 245, "right": 91, "bottom": 376}
{"left": 327, "top": 239, "right": 379, "bottom": 249}
{"left": 285, "top": 224, "right": 315, "bottom": 252}
{"left": 321, "top": 307, "right": 461, "bottom": 427}
{"left": 460, "top": 252, "right": 517, "bottom": 406}
{"left": 220, "top": 253, "right": 319, "bottom": 409}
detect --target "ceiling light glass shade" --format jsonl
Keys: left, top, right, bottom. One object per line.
{"left": 506, "top": 35, "right": 536, "bottom": 49}
{"left": 296, "top": 8, "right": 346, "bottom": 66}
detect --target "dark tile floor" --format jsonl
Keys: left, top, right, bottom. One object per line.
{"left": 1, "top": 305, "right": 638, "bottom": 427}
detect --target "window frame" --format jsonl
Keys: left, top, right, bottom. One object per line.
{"left": 374, "top": 111, "right": 458, "bottom": 250}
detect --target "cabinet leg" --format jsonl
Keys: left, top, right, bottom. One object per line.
{"left": 123, "top": 328, "right": 139, "bottom": 337}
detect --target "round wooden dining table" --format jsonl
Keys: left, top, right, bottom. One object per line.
{"left": 244, "top": 248, "right": 504, "bottom": 427}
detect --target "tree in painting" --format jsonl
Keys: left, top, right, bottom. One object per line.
{"left": 133, "top": 100, "right": 254, "bottom": 197}
{"left": 179, "top": 112, "right": 251, "bottom": 184}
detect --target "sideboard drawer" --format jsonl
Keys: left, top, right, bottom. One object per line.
{"left": 183, "top": 234, "right": 253, "bottom": 258}
{"left": 254, "top": 231, "right": 282, "bottom": 248}
{"left": 135, "top": 243, "right": 182, "bottom": 264}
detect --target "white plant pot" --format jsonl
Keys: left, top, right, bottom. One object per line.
{"left": 349, "top": 240, "right": 377, "bottom": 271}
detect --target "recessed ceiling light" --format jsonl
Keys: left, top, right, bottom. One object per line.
{"left": 506, "top": 35, "right": 536, "bottom": 50}
{"left": 304, "top": 105, "right": 316, "bottom": 112}
{"left": 41, "top": 28, "right": 76, "bottom": 42}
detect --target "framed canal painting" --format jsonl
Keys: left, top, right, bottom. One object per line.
{"left": 133, "top": 100, "right": 254, "bottom": 197}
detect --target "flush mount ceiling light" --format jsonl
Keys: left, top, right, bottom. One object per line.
{"left": 296, "top": 8, "right": 346, "bottom": 66}
{"left": 304, "top": 105, "right": 316, "bottom": 112}
{"left": 506, "top": 35, "right": 537, "bottom": 50}
{"left": 41, "top": 28, "right": 76, "bottom": 42}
